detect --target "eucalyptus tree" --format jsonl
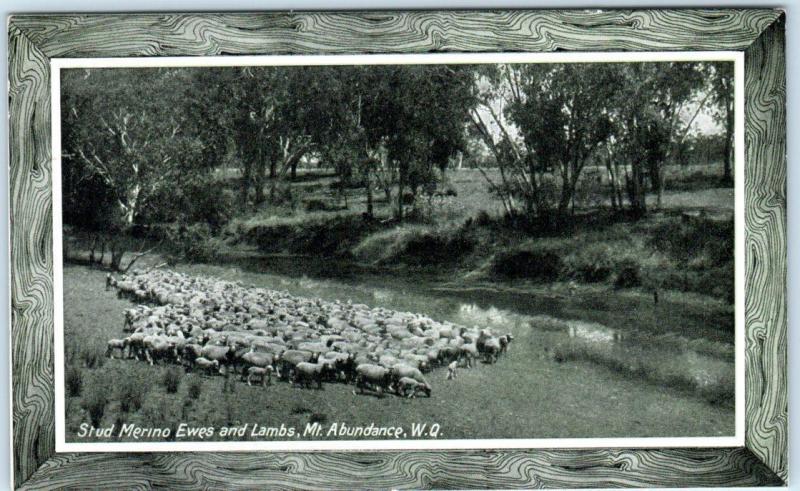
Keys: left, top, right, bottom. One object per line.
{"left": 61, "top": 67, "right": 219, "bottom": 269}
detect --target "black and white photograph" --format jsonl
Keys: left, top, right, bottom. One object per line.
{"left": 53, "top": 53, "right": 744, "bottom": 450}
{"left": 8, "top": 6, "right": 790, "bottom": 488}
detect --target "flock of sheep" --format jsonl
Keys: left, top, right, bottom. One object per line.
{"left": 105, "top": 269, "right": 514, "bottom": 398}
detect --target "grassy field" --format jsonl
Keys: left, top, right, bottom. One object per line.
{"left": 63, "top": 263, "right": 734, "bottom": 443}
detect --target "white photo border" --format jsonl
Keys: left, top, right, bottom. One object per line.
{"left": 52, "top": 50, "right": 746, "bottom": 453}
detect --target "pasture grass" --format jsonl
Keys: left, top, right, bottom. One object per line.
{"left": 550, "top": 337, "right": 734, "bottom": 407}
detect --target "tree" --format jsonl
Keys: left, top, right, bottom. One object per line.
{"left": 707, "top": 62, "right": 735, "bottom": 182}
{"left": 61, "top": 68, "right": 215, "bottom": 270}
{"left": 470, "top": 64, "right": 620, "bottom": 225}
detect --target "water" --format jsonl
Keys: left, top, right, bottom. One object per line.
{"left": 181, "top": 254, "right": 731, "bottom": 372}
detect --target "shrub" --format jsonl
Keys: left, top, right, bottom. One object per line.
{"left": 563, "top": 243, "right": 616, "bottom": 283}
{"left": 309, "top": 412, "right": 328, "bottom": 424}
{"left": 474, "top": 210, "right": 493, "bottom": 227}
{"left": 353, "top": 225, "right": 474, "bottom": 266}
{"left": 116, "top": 377, "right": 147, "bottom": 413}
{"left": 163, "top": 367, "right": 182, "bottom": 394}
{"left": 166, "top": 222, "right": 220, "bottom": 263}
{"left": 304, "top": 198, "right": 333, "bottom": 212}
{"left": 82, "top": 383, "right": 109, "bottom": 426}
{"left": 65, "top": 366, "right": 83, "bottom": 397}
{"left": 492, "top": 245, "right": 563, "bottom": 281}
{"left": 614, "top": 259, "right": 642, "bottom": 289}
{"left": 648, "top": 217, "right": 734, "bottom": 269}
{"left": 187, "top": 377, "right": 203, "bottom": 400}
{"left": 80, "top": 348, "right": 104, "bottom": 369}
{"left": 290, "top": 405, "right": 311, "bottom": 415}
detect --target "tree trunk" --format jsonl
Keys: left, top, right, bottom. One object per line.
{"left": 110, "top": 248, "right": 124, "bottom": 272}
{"left": 254, "top": 162, "right": 266, "bottom": 206}
{"left": 628, "top": 161, "right": 647, "bottom": 218}
{"left": 89, "top": 235, "right": 97, "bottom": 264}
{"left": 556, "top": 174, "right": 578, "bottom": 224}
{"left": 290, "top": 160, "right": 298, "bottom": 181}
{"left": 365, "top": 170, "right": 373, "bottom": 218}
{"left": 396, "top": 166, "right": 405, "bottom": 220}
{"left": 240, "top": 161, "right": 252, "bottom": 207}
{"left": 722, "top": 96, "right": 734, "bottom": 183}
{"left": 98, "top": 240, "right": 106, "bottom": 266}
{"left": 655, "top": 164, "right": 664, "bottom": 210}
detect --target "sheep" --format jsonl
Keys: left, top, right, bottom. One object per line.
{"left": 246, "top": 366, "right": 274, "bottom": 387}
{"left": 458, "top": 343, "right": 478, "bottom": 368}
{"left": 499, "top": 333, "right": 514, "bottom": 354}
{"left": 396, "top": 377, "right": 432, "bottom": 398}
{"left": 239, "top": 350, "right": 277, "bottom": 379}
{"left": 181, "top": 343, "right": 203, "bottom": 367}
{"left": 108, "top": 269, "right": 507, "bottom": 391}
{"left": 144, "top": 336, "right": 178, "bottom": 366}
{"left": 447, "top": 360, "right": 458, "bottom": 380}
{"left": 275, "top": 349, "right": 316, "bottom": 379}
{"left": 353, "top": 364, "right": 394, "bottom": 396}
{"left": 105, "top": 339, "right": 126, "bottom": 359}
{"left": 481, "top": 337, "right": 502, "bottom": 364}
{"left": 194, "top": 357, "right": 220, "bottom": 375}
{"left": 293, "top": 361, "right": 331, "bottom": 389}
{"left": 391, "top": 364, "right": 428, "bottom": 387}
{"left": 200, "top": 344, "right": 235, "bottom": 367}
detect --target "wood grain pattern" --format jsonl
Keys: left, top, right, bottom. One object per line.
{"left": 742, "top": 14, "right": 787, "bottom": 482}
{"left": 18, "top": 449, "right": 783, "bottom": 490}
{"left": 7, "top": 9, "right": 787, "bottom": 489}
{"left": 8, "top": 24, "right": 56, "bottom": 489}
{"left": 10, "top": 10, "right": 781, "bottom": 57}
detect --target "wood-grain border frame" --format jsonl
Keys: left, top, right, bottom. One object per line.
{"left": 7, "top": 9, "right": 787, "bottom": 489}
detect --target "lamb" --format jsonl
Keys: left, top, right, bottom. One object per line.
{"left": 396, "top": 376, "right": 432, "bottom": 398}
{"left": 246, "top": 366, "right": 274, "bottom": 387}
{"left": 391, "top": 363, "right": 428, "bottom": 387}
{"left": 105, "top": 339, "right": 126, "bottom": 359}
{"left": 499, "top": 333, "right": 514, "bottom": 354}
{"left": 447, "top": 360, "right": 458, "bottom": 380}
{"left": 200, "top": 344, "right": 235, "bottom": 367}
{"left": 239, "top": 350, "right": 277, "bottom": 379}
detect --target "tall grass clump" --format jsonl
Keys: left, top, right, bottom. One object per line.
{"left": 79, "top": 347, "right": 105, "bottom": 369}
{"left": 613, "top": 258, "right": 642, "bottom": 289}
{"left": 81, "top": 380, "right": 109, "bottom": 426}
{"left": 186, "top": 376, "right": 203, "bottom": 400}
{"left": 163, "top": 367, "right": 183, "bottom": 394}
{"left": 65, "top": 365, "right": 83, "bottom": 397}
{"left": 116, "top": 376, "right": 148, "bottom": 413}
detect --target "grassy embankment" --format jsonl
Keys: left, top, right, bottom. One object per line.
{"left": 221, "top": 165, "right": 735, "bottom": 302}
